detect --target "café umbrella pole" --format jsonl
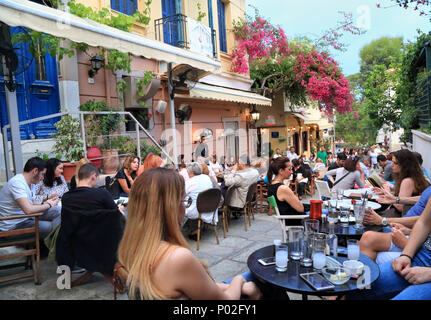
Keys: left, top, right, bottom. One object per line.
{"left": 167, "top": 63, "right": 178, "bottom": 169}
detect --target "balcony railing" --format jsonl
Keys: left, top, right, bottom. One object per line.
{"left": 155, "top": 14, "right": 217, "bottom": 59}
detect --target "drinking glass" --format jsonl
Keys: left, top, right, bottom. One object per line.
{"left": 337, "top": 189, "right": 344, "bottom": 201}
{"left": 288, "top": 226, "right": 304, "bottom": 261}
{"left": 347, "top": 239, "right": 360, "bottom": 261}
{"left": 330, "top": 190, "right": 338, "bottom": 201}
{"left": 312, "top": 233, "right": 328, "bottom": 270}
{"left": 301, "top": 234, "right": 313, "bottom": 267}
{"left": 275, "top": 244, "right": 288, "bottom": 272}
{"left": 339, "top": 206, "right": 350, "bottom": 226}
{"left": 304, "top": 219, "right": 320, "bottom": 234}
{"left": 354, "top": 203, "right": 365, "bottom": 229}
{"left": 327, "top": 202, "right": 338, "bottom": 224}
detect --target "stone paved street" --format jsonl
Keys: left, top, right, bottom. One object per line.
{"left": 0, "top": 206, "right": 319, "bottom": 300}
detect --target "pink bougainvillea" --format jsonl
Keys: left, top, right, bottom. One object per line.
{"left": 231, "top": 16, "right": 354, "bottom": 114}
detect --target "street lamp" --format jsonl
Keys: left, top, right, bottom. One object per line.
{"left": 88, "top": 55, "right": 104, "bottom": 78}
{"left": 250, "top": 105, "right": 260, "bottom": 121}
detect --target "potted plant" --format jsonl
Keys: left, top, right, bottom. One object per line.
{"left": 79, "top": 101, "right": 122, "bottom": 174}
{"left": 52, "top": 114, "right": 84, "bottom": 182}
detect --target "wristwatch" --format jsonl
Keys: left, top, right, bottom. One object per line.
{"left": 396, "top": 196, "right": 400, "bottom": 204}
{"left": 382, "top": 217, "right": 388, "bottom": 226}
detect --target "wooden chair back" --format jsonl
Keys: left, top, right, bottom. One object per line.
{"left": 0, "top": 213, "right": 42, "bottom": 285}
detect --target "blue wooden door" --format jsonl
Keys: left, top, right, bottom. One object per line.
{"left": 162, "top": 0, "right": 182, "bottom": 47}
{"left": 0, "top": 27, "right": 60, "bottom": 140}
{"left": 217, "top": 0, "right": 227, "bottom": 52}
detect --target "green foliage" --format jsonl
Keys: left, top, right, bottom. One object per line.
{"left": 136, "top": 72, "right": 154, "bottom": 107}
{"left": 52, "top": 114, "right": 84, "bottom": 162}
{"left": 109, "top": 136, "right": 137, "bottom": 156}
{"left": 196, "top": 3, "right": 207, "bottom": 22}
{"left": 79, "top": 101, "right": 122, "bottom": 148}
{"left": 105, "top": 49, "right": 132, "bottom": 73}
{"left": 12, "top": 32, "right": 74, "bottom": 61}
{"left": 359, "top": 37, "right": 404, "bottom": 85}
{"left": 140, "top": 140, "right": 162, "bottom": 160}
{"left": 35, "top": 149, "right": 61, "bottom": 162}
{"left": 335, "top": 103, "right": 378, "bottom": 147}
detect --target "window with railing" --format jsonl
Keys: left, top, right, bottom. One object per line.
{"left": 217, "top": 0, "right": 227, "bottom": 53}
{"left": 110, "top": 0, "right": 137, "bottom": 16}
{"left": 155, "top": 14, "right": 218, "bottom": 58}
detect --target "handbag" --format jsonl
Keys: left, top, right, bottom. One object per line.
{"left": 105, "top": 176, "right": 121, "bottom": 200}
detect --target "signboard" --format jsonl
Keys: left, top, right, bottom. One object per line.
{"left": 188, "top": 17, "right": 213, "bottom": 58}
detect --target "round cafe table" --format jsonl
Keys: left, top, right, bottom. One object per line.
{"left": 247, "top": 245, "right": 380, "bottom": 300}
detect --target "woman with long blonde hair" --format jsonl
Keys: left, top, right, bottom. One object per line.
{"left": 118, "top": 168, "right": 260, "bottom": 300}
{"left": 69, "top": 158, "right": 91, "bottom": 190}
{"left": 115, "top": 155, "right": 140, "bottom": 196}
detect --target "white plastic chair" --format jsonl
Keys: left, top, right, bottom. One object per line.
{"left": 267, "top": 196, "right": 308, "bottom": 243}
{"left": 315, "top": 180, "right": 332, "bottom": 200}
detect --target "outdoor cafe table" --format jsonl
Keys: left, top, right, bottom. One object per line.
{"left": 247, "top": 245, "right": 380, "bottom": 300}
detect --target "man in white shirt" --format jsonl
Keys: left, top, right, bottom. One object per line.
{"left": 224, "top": 155, "right": 260, "bottom": 208}
{"left": 369, "top": 146, "right": 378, "bottom": 170}
{"left": 208, "top": 153, "right": 223, "bottom": 174}
{"left": 0, "top": 157, "right": 60, "bottom": 238}
{"left": 286, "top": 147, "right": 298, "bottom": 161}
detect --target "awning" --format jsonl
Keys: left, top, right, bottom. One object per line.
{"left": 176, "top": 82, "right": 272, "bottom": 106}
{"left": 317, "top": 123, "right": 334, "bottom": 130}
{"left": 0, "top": 0, "right": 221, "bottom": 73}
{"left": 292, "top": 112, "right": 320, "bottom": 122}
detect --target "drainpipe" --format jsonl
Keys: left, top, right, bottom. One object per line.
{"left": 167, "top": 63, "right": 178, "bottom": 169}
{"left": 104, "top": 51, "right": 111, "bottom": 107}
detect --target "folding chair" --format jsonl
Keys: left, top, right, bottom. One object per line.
{"left": 267, "top": 196, "right": 308, "bottom": 243}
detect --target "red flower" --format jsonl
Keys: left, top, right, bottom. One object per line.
{"left": 148, "top": 113, "right": 152, "bottom": 117}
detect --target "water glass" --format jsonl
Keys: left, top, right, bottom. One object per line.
{"left": 288, "top": 226, "right": 304, "bottom": 261}
{"left": 304, "top": 219, "right": 320, "bottom": 234}
{"left": 337, "top": 189, "right": 344, "bottom": 201}
{"left": 275, "top": 244, "right": 288, "bottom": 272}
{"left": 347, "top": 239, "right": 360, "bottom": 261}
{"left": 330, "top": 190, "right": 338, "bottom": 201}
{"left": 339, "top": 206, "right": 350, "bottom": 226}
{"left": 311, "top": 233, "right": 328, "bottom": 270}
{"left": 327, "top": 202, "right": 338, "bottom": 224}
{"left": 301, "top": 233, "right": 313, "bottom": 267}
{"left": 354, "top": 203, "right": 365, "bottom": 229}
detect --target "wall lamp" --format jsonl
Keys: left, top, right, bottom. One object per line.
{"left": 88, "top": 55, "right": 105, "bottom": 78}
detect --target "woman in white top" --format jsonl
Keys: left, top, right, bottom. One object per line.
{"left": 33, "top": 158, "right": 68, "bottom": 203}
{"left": 326, "top": 158, "right": 365, "bottom": 192}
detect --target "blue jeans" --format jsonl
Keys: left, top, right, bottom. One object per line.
{"left": 13, "top": 206, "right": 61, "bottom": 239}
{"left": 348, "top": 245, "right": 431, "bottom": 300}
{"left": 222, "top": 271, "right": 256, "bottom": 284}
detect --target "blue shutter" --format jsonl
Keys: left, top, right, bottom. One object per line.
{"left": 217, "top": 0, "right": 227, "bottom": 53}
{"left": 208, "top": 0, "right": 214, "bottom": 29}
{"left": 111, "top": 0, "right": 137, "bottom": 15}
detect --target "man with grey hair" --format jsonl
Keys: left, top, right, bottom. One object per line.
{"left": 184, "top": 162, "right": 215, "bottom": 240}
{"left": 224, "top": 155, "right": 260, "bottom": 208}
{"left": 359, "top": 156, "right": 371, "bottom": 178}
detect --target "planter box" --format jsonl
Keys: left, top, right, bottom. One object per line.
{"left": 412, "top": 130, "right": 431, "bottom": 177}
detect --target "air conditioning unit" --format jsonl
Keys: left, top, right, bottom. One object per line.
{"left": 123, "top": 76, "right": 160, "bottom": 109}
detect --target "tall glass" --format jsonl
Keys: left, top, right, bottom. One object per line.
{"left": 275, "top": 243, "right": 288, "bottom": 272}
{"left": 327, "top": 201, "right": 338, "bottom": 224}
{"left": 288, "top": 226, "right": 304, "bottom": 261}
{"left": 347, "top": 239, "right": 360, "bottom": 261}
{"left": 337, "top": 189, "right": 344, "bottom": 201}
{"left": 301, "top": 233, "right": 313, "bottom": 267}
{"left": 312, "top": 233, "right": 328, "bottom": 270}
{"left": 339, "top": 206, "right": 350, "bottom": 226}
{"left": 354, "top": 203, "right": 365, "bottom": 229}
{"left": 304, "top": 219, "right": 320, "bottom": 234}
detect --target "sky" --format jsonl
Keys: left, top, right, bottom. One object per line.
{"left": 245, "top": 0, "right": 430, "bottom": 76}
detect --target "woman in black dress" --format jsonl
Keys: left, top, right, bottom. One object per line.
{"left": 267, "top": 157, "right": 305, "bottom": 225}
{"left": 115, "top": 155, "right": 140, "bottom": 197}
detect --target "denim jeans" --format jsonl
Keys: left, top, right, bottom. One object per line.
{"left": 348, "top": 245, "right": 431, "bottom": 300}
{"left": 222, "top": 271, "right": 256, "bottom": 284}
{"left": 13, "top": 205, "right": 61, "bottom": 239}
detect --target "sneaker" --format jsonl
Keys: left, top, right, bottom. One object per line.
{"left": 71, "top": 266, "right": 86, "bottom": 274}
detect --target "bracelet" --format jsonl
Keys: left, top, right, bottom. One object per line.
{"left": 396, "top": 197, "right": 400, "bottom": 204}
{"left": 47, "top": 202, "right": 52, "bottom": 209}
{"left": 399, "top": 254, "right": 413, "bottom": 262}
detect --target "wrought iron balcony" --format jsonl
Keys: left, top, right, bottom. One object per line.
{"left": 155, "top": 14, "right": 217, "bottom": 59}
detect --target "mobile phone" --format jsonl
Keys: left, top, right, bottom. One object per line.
{"left": 117, "top": 199, "right": 125, "bottom": 205}
{"left": 258, "top": 257, "right": 276, "bottom": 266}
{"left": 300, "top": 272, "right": 335, "bottom": 291}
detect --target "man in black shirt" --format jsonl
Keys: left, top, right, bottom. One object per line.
{"left": 292, "top": 159, "right": 311, "bottom": 199}
{"left": 56, "top": 163, "right": 125, "bottom": 276}
{"left": 328, "top": 152, "right": 347, "bottom": 171}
